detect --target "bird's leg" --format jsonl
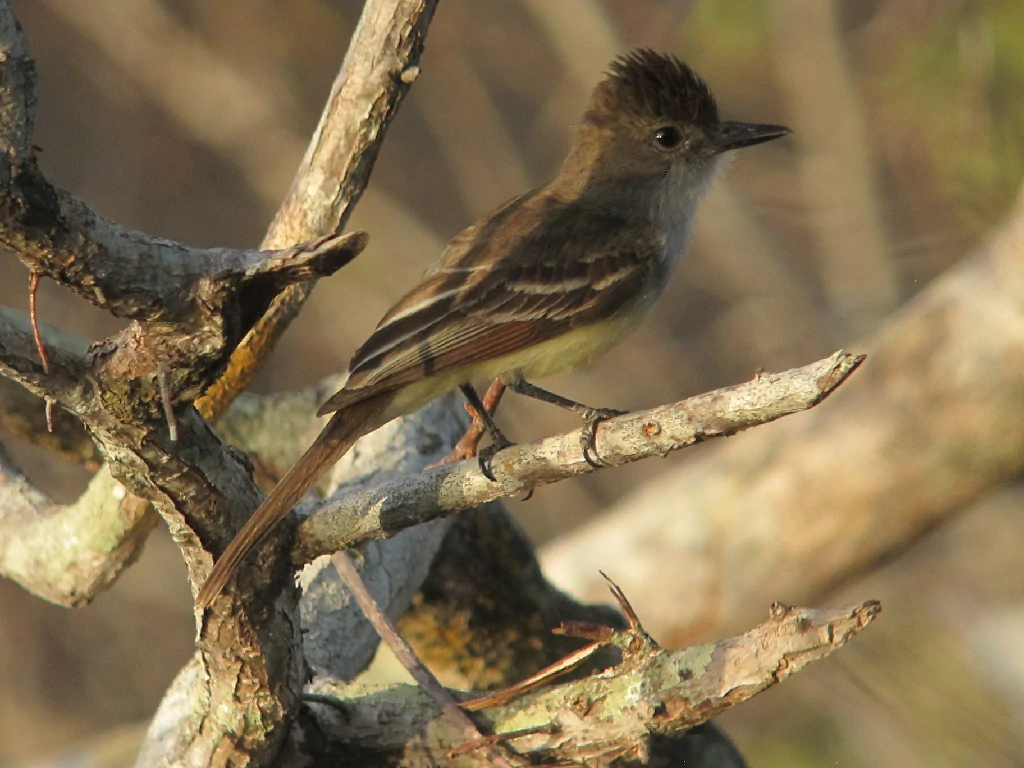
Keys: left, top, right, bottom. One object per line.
{"left": 459, "top": 384, "right": 514, "bottom": 481}
{"left": 505, "top": 375, "right": 626, "bottom": 468}
{"left": 429, "top": 380, "right": 506, "bottom": 467}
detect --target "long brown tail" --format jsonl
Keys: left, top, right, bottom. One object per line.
{"left": 195, "top": 393, "right": 392, "bottom": 609}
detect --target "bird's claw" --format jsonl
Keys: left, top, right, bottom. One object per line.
{"left": 579, "top": 407, "right": 626, "bottom": 468}
{"left": 477, "top": 436, "right": 515, "bottom": 481}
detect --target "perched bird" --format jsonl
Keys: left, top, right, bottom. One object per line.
{"left": 196, "top": 49, "right": 789, "bottom": 608}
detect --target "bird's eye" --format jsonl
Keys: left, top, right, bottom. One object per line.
{"left": 653, "top": 125, "right": 683, "bottom": 150}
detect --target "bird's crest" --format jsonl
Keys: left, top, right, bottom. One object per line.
{"left": 590, "top": 49, "right": 719, "bottom": 128}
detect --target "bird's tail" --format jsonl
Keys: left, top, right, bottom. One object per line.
{"left": 195, "top": 393, "right": 392, "bottom": 609}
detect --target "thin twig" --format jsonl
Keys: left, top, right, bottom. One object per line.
{"left": 141, "top": 322, "right": 178, "bottom": 442}
{"left": 461, "top": 639, "right": 605, "bottom": 712}
{"left": 462, "top": 576, "right": 643, "bottom": 713}
{"left": 27, "top": 272, "right": 56, "bottom": 432}
{"left": 600, "top": 570, "right": 643, "bottom": 632}
{"left": 27, "top": 272, "right": 48, "bottom": 372}
{"left": 156, "top": 362, "right": 177, "bottom": 442}
{"left": 448, "top": 724, "right": 559, "bottom": 758}
{"left": 330, "top": 550, "right": 516, "bottom": 768}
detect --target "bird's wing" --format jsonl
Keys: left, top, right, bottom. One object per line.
{"left": 318, "top": 204, "right": 657, "bottom": 415}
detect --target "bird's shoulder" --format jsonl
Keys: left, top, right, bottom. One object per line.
{"left": 430, "top": 186, "right": 660, "bottom": 278}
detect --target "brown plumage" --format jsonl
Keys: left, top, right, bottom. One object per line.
{"left": 325, "top": 194, "right": 659, "bottom": 409}
{"left": 195, "top": 49, "right": 789, "bottom": 609}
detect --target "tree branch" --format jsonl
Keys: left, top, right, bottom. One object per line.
{"left": 0, "top": 308, "right": 97, "bottom": 461}
{"left": 0, "top": 449, "right": 156, "bottom": 606}
{"left": 0, "top": 364, "right": 324, "bottom": 607}
{"left": 0, "top": 311, "right": 90, "bottom": 405}
{"left": 295, "top": 351, "right": 864, "bottom": 563}
{"left": 0, "top": 0, "right": 367, "bottom": 421}
{"left": 305, "top": 600, "right": 880, "bottom": 767}
{"left": 771, "top": 0, "right": 898, "bottom": 335}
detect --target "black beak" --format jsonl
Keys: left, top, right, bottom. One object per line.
{"left": 711, "top": 121, "right": 790, "bottom": 153}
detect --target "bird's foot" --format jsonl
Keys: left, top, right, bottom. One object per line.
{"left": 477, "top": 433, "right": 516, "bottom": 482}
{"left": 579, "top": 407, "right": 627, "bottom": 468}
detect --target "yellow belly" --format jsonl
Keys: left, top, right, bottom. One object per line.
{"left": 385, "top": 310, "right": 645, "bottom": 418}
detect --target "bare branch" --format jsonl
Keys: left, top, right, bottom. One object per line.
{"left": 0, "top": 450, "right": 156, "bottom": 606}
{"left": 0, "top": 2, "right": 369, "bottom": 437}
{"left": 0, "top": 183, "right": 365, "bottom": 323}
{"left": 295, "top": 351, "right": 864, "bottom": 563}
{"left": 0, "top": 311, "right": 89, "bottom": 404}
{"left": 307, "top": 600, "right": 880, "bottom": 767}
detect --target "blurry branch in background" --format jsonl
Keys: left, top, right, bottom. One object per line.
{"left": 415, "top": 49, "right": 531, "bottom": 207}
{"left": 521, "top": 0, "right": 623, "bottom": 86}
{"left": 544, "top": 179, "right": 1024, "bottom": 644}
{"left": 771, "top": 0, "right": 898, "bottom": 336}
{"left": 693, "top": 186, "right": 824, "bottom": 361}
{"left": 37, "top": 0, "right": 306, "bottom": 203}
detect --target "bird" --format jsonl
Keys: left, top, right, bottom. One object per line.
{"left": 195, "top": 49, "right": 789, "bottom": 609}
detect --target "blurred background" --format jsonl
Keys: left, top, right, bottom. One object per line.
{"left": 1, "top": 0, "right": 1023, "bottom": 766}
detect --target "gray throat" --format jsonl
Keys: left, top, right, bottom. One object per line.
{"left": 652, "top": 157, "right": 722, "bottom": 274}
